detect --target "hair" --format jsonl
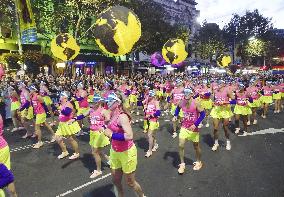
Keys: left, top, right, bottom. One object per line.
{"left": 116, "top": 93, "right": 132, "bottom": 121}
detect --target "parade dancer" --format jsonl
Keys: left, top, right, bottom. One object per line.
{"left": 39, "top": 81, "right": 55, "bottom": 126}
{"left": 198, "top": 81, "right": 213, "bottom": 128}
{"left": 7, "top": 87, "right": 22, "bottom": 132}
{"left": 29, "top": 85, "right": 55, "bottom": 149}
{"left": 234, "top": 84, "right": 253, "bottom": 136}
{"left": 18, "top": 82, "right": 34, "bottom": 138}
{"left": 163, "top": 80, "right": 172, "bottom": 114}
{"left": 103, "top": 93, "right": 146, "bottom": 197}
{"left": 272, "top": 81, "right": 282, "bottom": 113}
{"left": 260, "top": 81, "right": 273, "bottom": 118}
{"left": 74, "top": 82, "right": 89, "bottom": 135}
{"left": 247, "top": 80, "right": 261, "bottom": 125}
{"left": 143, "top": 90, "right": 161, "bottom": 158}
{"left": 210, "top": 80, "right": 234, "bottom": 151}
{"left": 129, "top": 85, "right": 138, "bottom": 115}
{"left": 174, "top": 88, "right": 205, "bottom": 174}
{"left": 0, "top": 114, "right": 18, "bottom": 197}
{"left": 171, "top": 79, "right": 185, "bottom": 138}
{"left": 55, "top": 92, "right": 81, "bottom": 160}
{"left": 72, "top": 94, "right": 110, "bottom": 178}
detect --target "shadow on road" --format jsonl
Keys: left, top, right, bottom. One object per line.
{"left": 83, "top": 184, "right": 116, "bottom": 197}
{"left": 163, "top": 151, "right": 193, "bottom": 168}
{"left": 134, "top": 137, "right": 148, "bottom": 152}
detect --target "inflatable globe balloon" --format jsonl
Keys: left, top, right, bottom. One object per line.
{"left": 162, "top": 39, "right": 188, "bottom": 64}
{"left": 93, "top": 6, "right": 141, "bottom": 56}
{"left": 51, "top": 33, "right": 80, "bottom": 61}
{"left": 151, "top": 52, "right": 165, "bottom": 67}
{"left": 217, "top": 54, "right": 231, "bottom": 68}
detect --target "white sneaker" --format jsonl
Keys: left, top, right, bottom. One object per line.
{"left": 18, "top": 127, "right": 25, "bottom": 130}
{"left": 145, "top": 151, "right": 152, "bottom": 158}
{"left": 136, "top": 112, "right": 140, "bottom": 116}
{"left": 33, "top": 141, "right": 44, "bottom": 149}
{"left": 152, "top": 143, "right": 159, "bottom": 152}
{"left": 107, "top": 160, "right": 111, "bottom": 166}
{"left": 193, "top": 161, "right": 203, "bottom": 171}
{"left": 253, "top": 120, "right": 257, "bottom": 125}
{"left": 90, "top": 170, "right": 102, "bottom": 179}
{"left": 50, "top": 136, "right": 56, "bottom": 143}
{"left": 198, "top": 123, "right": 203, "bottom": 128}
{"left": 69, "top": 153, "right": 80, "bottom": 160}
{"left": 11, "top": 128, "right": 19, "bottom": 133}
{"left": 172, "top": 132, "right": 178, "bottom": 138}
{"left": 205, "top": 123, "right": 209, "bottom": 128}
{"left": 178, "top": 163, "right": 186, "bottom": 174}
{"left": 274, "top": 110, "right": 277, "bottom": 113}
{"left": 247, "top": 121, "right": 251, "bottom": 126}
{"left": 235, "top": 128, "right": 240, "bottom": 134}
{"left": 212, "top": 143, "right": 219, "bottom": 151}
{"left": 57, "top": 151, "right": 69, "bottom": 159}
{"left": 226, "top": 142, "right": 231, "bottom": 151}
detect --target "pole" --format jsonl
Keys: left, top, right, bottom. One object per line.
{"left": 14, "top": 0, "right": 23, "bottom": 55}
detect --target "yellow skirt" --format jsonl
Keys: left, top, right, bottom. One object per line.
{"left": 234, "top": 105, "right": 252, "bottom": 115}
{"left": 143, "top": 120, "right": 159, "bottom": 131}
{"left": 171, "top": 104, "right": 178, "bottom": 116}
{"left": 129, "top": 95, "right": 138, "bottom": 103}
{"left": 273, "top": 93, "right": 282, "bottom": 100}
{"left": 260, "top": 96, "right": 273, "bottom": 104}
{"left": 200, "top": 99, "right": 213, "bottom": 110}
{"left": 156, "top": 90, "right": 163, "bottom": 97}
{"left": 281, "top": 92, "right": 284, "bottom": 98}
{"left": 11, "top": 101, "right": 20, "bottom": 111}
{"left": 35, "top": 113, "right": 46, "bottom": 125}
{"left": 56, "top": 121, "right": 81, "bottom": 136}
{"left": 43, "top": 96, "right": 53, "bottom": 106}
{"left": 89, "top": 130, "right": 110, "bottom": 148}
{"left": 179, "top": 128, "right": 199, "bottom": 142}
{"left": 21, "top": 106, "right": 34, "bottom": 120}
{"left": 248, "top": 99, "right": 261, "bottom": 108}
{"left": 210, "top": 105, "right": 233, "bottom": 119}
{"left": 77, "top": 107, "right": 90, "bottom": 116}
{"left": 0, "top": 146, "right": 11, "bottom": 170}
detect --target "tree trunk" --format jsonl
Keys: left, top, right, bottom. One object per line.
{"left": 75, "top": 15, "right": 83, "bottom": 40}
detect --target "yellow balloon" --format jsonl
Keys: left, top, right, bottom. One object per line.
{"left": 162, "top": 39, "right": 188, "bottom": 64}
{"left": 94, "top": 6, "right": 141, "bottom": 56}
{"left": 51, "top": 33, "right": 80, "bottom": 61}
{"left": 221, "top": 55, "right": 231, "bottom": 67}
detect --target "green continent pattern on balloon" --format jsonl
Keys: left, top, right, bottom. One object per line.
{"left": 93, "top": 6, "right": 141, "bottom": 56}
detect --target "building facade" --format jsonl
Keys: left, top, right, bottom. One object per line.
{"left": 153, "top": 0, "right": 200, "bottom": 36}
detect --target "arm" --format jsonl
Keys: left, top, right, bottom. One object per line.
{"left": 153, "top": 101, "right": 161, "bottom": 117}
{"left": 193, "top": 103, "right": 206, "bottom": 127}
{"left": 118, "top": 114, "right": 133, "bottom": 140}
{"left": 0, "top": 164, "right": 14, "bottom": 188}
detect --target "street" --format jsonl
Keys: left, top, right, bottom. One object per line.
{"left": 4, "top": 108, "right": 284, "bottom": 197}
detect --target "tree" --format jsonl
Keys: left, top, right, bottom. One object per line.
{"left": 0, "top": 0, "right": 17, "bottom": 37}
{"left": 193, "top": 22, "right": 226, "bottom": 62}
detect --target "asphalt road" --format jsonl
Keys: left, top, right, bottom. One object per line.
{"left": 2, "top": 107, "right": 284, "bottom": 197}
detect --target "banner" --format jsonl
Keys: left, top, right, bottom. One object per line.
{"left": 15, "top": 0, "right": 37, "bottom": 43}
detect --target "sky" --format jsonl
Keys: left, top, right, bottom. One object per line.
{"left": 195, "top": 0, "right": 284, "bottom": 29}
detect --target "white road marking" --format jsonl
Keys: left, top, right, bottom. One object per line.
{"left": 240, "top": 128, "right": 284, "bottom": 136}
{"left": 56, "top": 173, "right": 112, "bottom": 197}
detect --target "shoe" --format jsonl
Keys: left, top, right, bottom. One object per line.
{"left": 253, "top": 120, "right": 257, "bottom": 125}
{"left": 33, "top": 141, "right": 44, "bottom": 149}
{"left": 107, "top": 160, "right": 111, "bottom": 166}
{"left": 247, "top": 121, "right": 251, "bottom": 126}
{"left": 274, "top": 110, "right": 277, "bottom": 113}
{"left": 90, "top": 170, "right": 102, "bottom": 179}
{"left": 212, "top": 143, "right": 219, "bottom": 151}
{"left": 152, "top": 143, "right": 159, "bottom": 152}
{"left": 18, "top": 127, "right": 25, "bottom": 130}
{"left": 205, "top": 123, "right": 209, "bottom": 128}
{"left": 145, "top": 151, "right": 152, "bottom": 158}
{"left": 31, "top": 133, "right": 37, "bottom": 138}
{"left": 172, "top": 132, "right": 178, "bottom": 139}
{"left": 57, "top": 151, "right": 69, "bottom": 159}
{"left": 277, "top": 110, "right": 281, "bottom": 113}
{"left": 198, "top": 123, "right": 203, "bottom": 128}
{"left": 76, "top": 131, "right": 84, "bottom": 136}
{"left": 178, "top": 163, "right": 186, "bottom": 174}
{"left": 235, "top": 128, "right": 240, "bottom": 134}
{"left": 193, "top": 161, "right": 203, "bottom": 171}
{"left": 261, "top": 115, "right": 266, "bottom": 119}
{"left": 50, "top": 122, "right": 55, "bottom": 126}
{"left": 136, "top": 112, "right": 140, "bottom": 116}
{"left": 69, "top": 153, "right": 80, "bottom": 160}
{"left": 241, "top": 132, "right": 248, "bottom": 136}
{"left": 22, "top": 133, "right": 32, "bottom": 139}
{"left": 226, "top": 142, "right": 231, "bottom": 151}
{"left": 50, "top": 136, "right": 56, "bottom": 143}
{"left": 143, "top": 130, "right": 147, "bottom": 133}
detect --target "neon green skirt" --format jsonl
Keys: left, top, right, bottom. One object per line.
{"left": 56, "top": 121, "right": 81, "bottom": 136}
{"left": 234, "top": 105, "right": 252, "bottom": 115}
{"left": 89, "top": 130, "right": 110, "bottom": 148}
